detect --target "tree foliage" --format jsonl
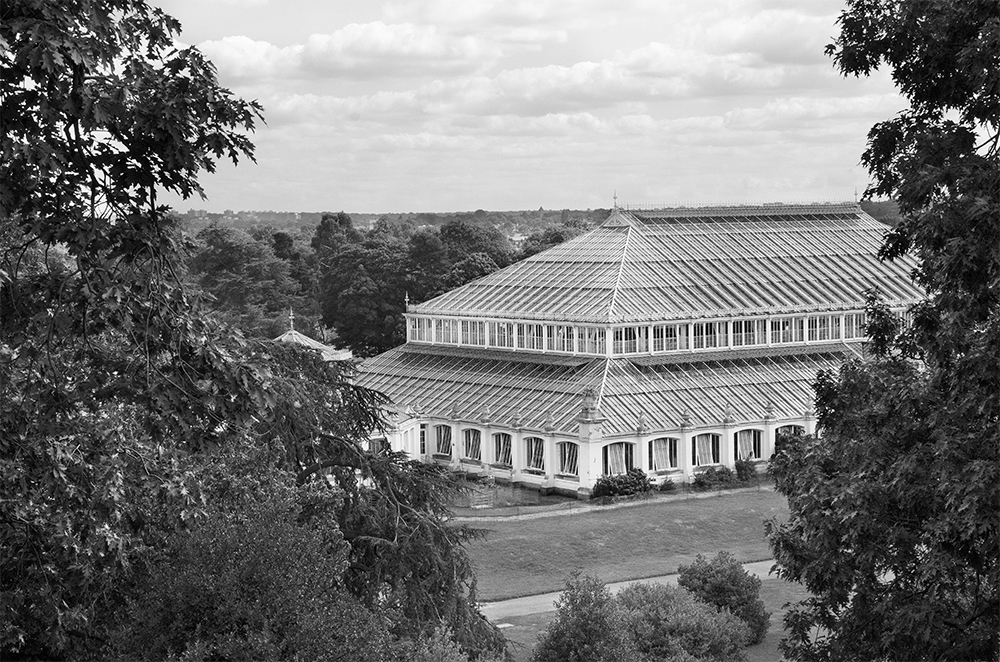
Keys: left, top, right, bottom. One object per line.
{"left": 0, "top": 2, "right": 506, "bottom": 659}
{"left": 108, "top": 466, "right": 392, "bottom": 662}
{"left": 767, "top": 2, "right": 1000, "bottom": 660}
{"left": 1, "top": 1, "right": 264, "bottom": 654}
{"left": 188, "top": 223, "right": 307, "bottom": 337}
{"left": 319, "top": 237, "right": 408, "bottom": 355}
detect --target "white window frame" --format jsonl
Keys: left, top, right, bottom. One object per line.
{"left": 649, "top": 437, "right": 678, "bottom": 471}
{"left": 525, "top": 436, "right": 545, "bottom": 471}
{"left": 434, "top": 424, "right": 452, "bottom": 456}
{"left": 692, "top": 433, "right": 721, "bottom": 466}
{"left": 463, "top": 428, "right": 482, "bottom": 461}
{"left": 493, "top": 432, "right": 512, "bottom": 466}
{"left": 557, "top": 441, "right": 579, "bottom": 476}
{"left": 734, "top": 429, "right": 762, "bottom": 461}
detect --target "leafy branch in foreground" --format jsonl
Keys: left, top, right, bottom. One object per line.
{"left": 1, "top": 2, "right": 506, "bottom": 659}
{"left": 767, "top": 2, "right": 999, "bottom": 660}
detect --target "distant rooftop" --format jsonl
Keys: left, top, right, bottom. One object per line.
{"left": 273, "top": 328, "right": 353, "bottom": 362}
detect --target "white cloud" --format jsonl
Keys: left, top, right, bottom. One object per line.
{"left": 199, "top": 21, "right": 494, "bottom": 83}
{"left": 300, "top": 22, "right": 494, "bottom": 77}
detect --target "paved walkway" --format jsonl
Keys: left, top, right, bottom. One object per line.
{"left": 455, "top": 484, "right": 775, "bottom": 523}
{"left": 479, "top": 559, "right": 777, "bottom": 621}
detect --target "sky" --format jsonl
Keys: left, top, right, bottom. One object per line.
{"left": 156, "top": 0, "right": 905, "bottom": 214}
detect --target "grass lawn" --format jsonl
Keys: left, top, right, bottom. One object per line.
{"left": 466, "top": 487, "right": 788, "bottom": 601}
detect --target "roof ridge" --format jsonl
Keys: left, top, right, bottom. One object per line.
{"left": 606, "top": 223, "right": 633, "bottom": 320}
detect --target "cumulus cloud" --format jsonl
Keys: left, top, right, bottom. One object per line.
{"left": 701, "top": 9, "right": 836, "bottom": 65}
{"left": 299, "top": 22, "right": 494, "bottom": 77}
{"left": 200, "top": 21, "right": 494, "bottom": 82}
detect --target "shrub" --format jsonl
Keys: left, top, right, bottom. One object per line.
{"left": 536, "top": 575, "right": 755, "bottom": 662}
{"left": 532, "top": 573, "right": 635, "bottom": 662}
{"left": 592, "top": 468, "right": 652, "bottom": 498}
{"left": 677, "top": 551, "right": 771, "bottom": 645}
{"left": 692, "top": 466, "right": 738, "bottom": 491}
{"left": 734, "top": 458, "right": 757, "bottom": 483}
{"left": 658, "top": 478, "right": 677, "bottom": 492}
{"left": 617, "top": 583, "right": 750, "bottom": 662}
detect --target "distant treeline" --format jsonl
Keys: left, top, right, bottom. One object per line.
{"left": 180, "top": 207, "right": 612, "bottom": 235}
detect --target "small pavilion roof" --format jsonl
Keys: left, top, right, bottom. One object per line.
{"left": 273, "top": 329, "right": 353, "bottom": 362}
{"left": 358, "top": 343, "right": 853, "bottom": 436}
{"left": 408, "top": 204, "right": 923, "bottom": 324}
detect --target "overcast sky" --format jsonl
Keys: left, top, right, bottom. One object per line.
{"left": 156, "top": 0, "right": 904, "bottom": 214}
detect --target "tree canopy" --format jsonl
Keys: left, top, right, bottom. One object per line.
{"left": 767, "top": 2, "right": 999, "bottom": 660}
{"left": 0, "top": 2, "right": 506, "bottom": 659}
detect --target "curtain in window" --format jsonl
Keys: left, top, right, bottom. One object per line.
{"left": 651, "top": 438, "right": 675, "bottom": 470}
{"left": 436, "top": 426, "right": 452, "bottom": 455}
{"left": 559, "top": 443, "right": 578, "bottom": 475}
{"left": 695, "top": 434, "right": 715, "bottom": 465}
{"left": 526, "top": 437, "right": 544, "bottom": 470}
{"left": 494, "top": 434, "right": 512, "bottom": 465}
{"left": 464, "top": 429, "right": 481, "bottom": 460}
{"left": 606, "top": 443, "right": 626, "bottom": 475}
{"left": 736, "top": 430, "right": 758, "bottom": 460}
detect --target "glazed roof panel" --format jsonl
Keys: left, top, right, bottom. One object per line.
{"left": 410, "top": 205, "right": 923, "bottom": 323}
{"left": 358, "top": 343, "right": 852, "bottom": 436}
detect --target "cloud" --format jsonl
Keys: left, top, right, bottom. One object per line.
{"left": 199, "top": 36, "right": 298, "bottom": 80}
{"left": 164, "top": 0, "right": 900, "bottom": 213}
{"left": 199, "top": 21, "right": 494, "bottom": 82}
{"left": 723, "top": 93, "right": 906, "bottom": 130}
{"left": 299, "top": 22, "right": 494, "bottom": 77}
{"left": 702, "top": 9, "right": 836, "bottom": 65}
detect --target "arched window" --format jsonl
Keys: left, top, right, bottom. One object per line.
{"left": 603, "top": 442, "right": 635, "bottom": 476}
{"left": 463, "top": 429, "right": 482, "bottom": 461}
{"left": 434, "top": 425, "right": 452, "bottom": 456}
{"left": 648, "top": 437, "right": 678, "bottom": 471}
{"left": 493, "top": 433, "right": 512, "bottom": 466}
{"left": 734, "top": 429, "right": 762, "bottom": 460}
{"left": 692, "top": 433, "right": 721, "bottom": 466}
{"left": 525, "top": 437, "right": 545, "bottom": 471}
{"left": 557, "top": 442, "right": 579, "bottom": 476}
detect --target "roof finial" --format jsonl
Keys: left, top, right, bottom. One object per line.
{"left": 405, "top": 291, "right": 410, "bottom": 308}
{"left": 613, "top": 190, "right": 618, "bottom": 209}
{"left": 288, "top": 307, "right": 295, "bottom": 331}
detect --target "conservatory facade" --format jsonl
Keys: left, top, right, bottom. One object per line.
{"left": 357, "top": 204, "right": 922, "bottom": 497}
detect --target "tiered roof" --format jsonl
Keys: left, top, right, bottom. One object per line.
{"left": 359, "top": 204, "right": 922, "bottom": 436}
{"left": 360, "top": 344, "right": 854, "bottom": 435}
{"left": 410, "top": 204, "right": 922, "bottom": 323}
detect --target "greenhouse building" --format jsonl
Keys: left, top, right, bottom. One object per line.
{"left": 356, "top": 203, "right": 922, "bottom": 497}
